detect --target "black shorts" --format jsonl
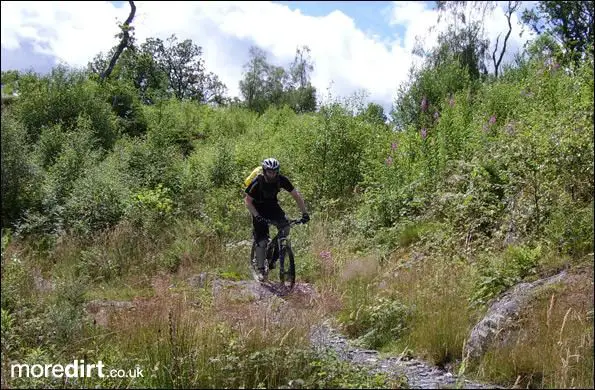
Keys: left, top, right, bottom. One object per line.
{"left": 252, "top": 203, "right": 288, "bottom": 242}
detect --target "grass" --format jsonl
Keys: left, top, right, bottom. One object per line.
{"left": 2, "top": 216, "right": 593, "bottom": 389}
{"left": 472, "top": 263, "right": 594, "bottom": 388}
{"left": 374, "top": 253, "right": 478, "bottom": 367}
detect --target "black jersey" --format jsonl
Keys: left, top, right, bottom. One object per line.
{"left": 245, "top": 174, "right": 294, "bottom": 206}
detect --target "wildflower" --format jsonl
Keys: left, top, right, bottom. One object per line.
{"left": 420, "top": 96, "right": 428, "bottom": 112}
{"left": 448, "top": 96, "right": 455, "bottom": 107}
{"left": 391, "top": 142, "right": 398, "bottom": 151}
{"left": 420, "top": 128, "right": 427, "bottom": 140}
{"left": 433, "top": 111, "right": 440, "bottom": 121}
{"left": 319, "top": 250, "right": 332, "bottom": 260}
{"left": 385, "top": 156, "right": 393, "bottom": 166}
{"left": 489, "top": 115, "right": 496, "bottom": 125}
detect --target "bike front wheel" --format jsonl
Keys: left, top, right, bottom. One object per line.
{"left": 279, "top": 245, "right": 295, "bottom": 289}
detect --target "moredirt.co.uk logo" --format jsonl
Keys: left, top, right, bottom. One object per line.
{"left": 10, "top": 359, "right": 143, "bottom": 379}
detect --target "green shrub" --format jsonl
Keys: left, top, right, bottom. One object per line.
{"left": 14, "top": 65, "right": 118, "bottom": 149}
{"left": 471, "top": 244, "right": 542, "bottom": 306}
{"left": 544, "top": 201, "right": 594, "bottom": 258}
{"left": 64, "top": 157, "right": 131, "bottom": 235}
{"left": 352, "top": 297, "right": 413, "bottom": 349}
{"left": 1, "top": 112, "right": 40, "bottom": 228}
{"left": 125, "top": 184, "right": 174, "bottom": 232}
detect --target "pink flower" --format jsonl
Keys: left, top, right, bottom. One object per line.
{"left": 420, "top": 128, "right": 427, "bottom": 140}
{"left": 420, "top": 96, "right": 428, "bottom": 112}
{"left": 489, "top": 115, "right": 497, "bottom": 125}
{"left": 319, "top": 250, "right": 332, "bottom": 260}
{"left": 448, "top": 96, "right": 455, "bottom": 107}
{"left": 386, "top": 156, "right": 393, "bottom": 166}
{"left": 433, "top": 111, "right": 440, "bottom": 120}
{"left": 391, "top": 142, "right": 398, "bottom": 151}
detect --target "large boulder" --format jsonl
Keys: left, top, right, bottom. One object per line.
{"left": 464, "top": 271, "right": 568, "bottom": 359}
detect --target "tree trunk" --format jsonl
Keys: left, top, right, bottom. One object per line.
{"left": 101, "top": 1, "right": 137, "bottom": 81}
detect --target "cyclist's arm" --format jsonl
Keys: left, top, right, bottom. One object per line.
{"left": 289, "top": 189, "right": 308, "bottom": 215}
{"left": 244, "top": 194, "right": 261, "bottom": 218}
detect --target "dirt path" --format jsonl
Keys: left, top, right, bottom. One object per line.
{"left": 211, "top": 278, "right": 501, "bottom": 389}
{"left": 309, "top": 319, "right": 501, "bottom": 389}
{"left": 86, "top": 276, "right": 501, "bottom": 388}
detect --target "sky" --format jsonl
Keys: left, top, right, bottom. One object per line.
{"left": 1, "top": 1, "right": 537, "bottom": 114}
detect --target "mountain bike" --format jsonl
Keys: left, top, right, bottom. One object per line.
{"left": 250, "top": 218, "right": 305, "bottom": 289}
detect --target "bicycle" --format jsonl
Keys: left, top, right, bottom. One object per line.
{"left": 250, "top": 218, "right": 305, "bottom": 289}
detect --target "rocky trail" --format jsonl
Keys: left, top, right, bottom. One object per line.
{"left": 309, "top": 320, "right": 499, "bottom": 389}
{"left": 85, "top": 268, "right": 578, "bottom": 389}
{"left": 212, "top": 278, "right": 501, "bottom": 388}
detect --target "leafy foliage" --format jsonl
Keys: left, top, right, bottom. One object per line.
{"left": 1, "top": 15, "right": 593, "bottom": 389}
{"left": 522, "top": 1, "right": 594, "bottom": 67}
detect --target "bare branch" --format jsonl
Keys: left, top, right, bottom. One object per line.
{"left": 494, "top": 1, "right": 521, "bottom": 77}
{"left": 101, "top": 1, "right": 137, "bottom": 81}
{"left": 492, "top": 33, "right": 501, "bottom": 74}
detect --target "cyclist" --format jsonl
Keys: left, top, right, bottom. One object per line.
{"left": 244, "top": 158, "right": 309, "bottom": 281}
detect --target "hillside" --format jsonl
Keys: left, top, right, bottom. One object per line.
{"left": 1, "top": 2, "right": 593, "bottom": 388}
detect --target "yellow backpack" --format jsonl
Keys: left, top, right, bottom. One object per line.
{"left": 244, "top": 166, "right": 263, "bottom": 189}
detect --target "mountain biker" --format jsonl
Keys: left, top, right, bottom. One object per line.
{"left": 244, "top": 157, "right": 310, "bottom": 282}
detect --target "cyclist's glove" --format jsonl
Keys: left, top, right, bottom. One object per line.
{"left": 301, "top": 212, "right": 310, "bottom": 224}
{"left": 255, "top": 215, "right": 267, "bottom": 224}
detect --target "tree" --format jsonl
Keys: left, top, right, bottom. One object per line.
{"left": 289, "top": 45, "right": 314, "bottom": 89}
{"left": 289, "top": 46, "right": 317, "bottom": 113}
{"left": 238, "top": 44, "right": 317, "bottom": 114}
{"left": 147, "top": 35, "right": 227, "bottom": 103}
{"left": 101, "top": 0, "right": 136, "bottom": 81}
{"left": 522, "top": 1, "right": 594, "bottom": 66}
{"left": 431, "top": 1, "right": 498, "bottom": 80}
{"left": 239, "top": 46, "right": 270, "bottom": 113}
{"left": 91, "top": 34, "right": 228, "bottom": 105}
{"left": 492, "top": 1, "right": 522, "bottom": 78}
{"left": 265, "top": 65, "right": 289, "bottom": 106}
{"left": 358, "top": 102, "right": 387, "bottom": 126}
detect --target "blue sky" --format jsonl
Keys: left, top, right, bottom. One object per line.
{"left": 1, "top": 1, "right": 534, "bottom": 113}
{"left": 276, "top": 1, "right": 408, "bottom": 38}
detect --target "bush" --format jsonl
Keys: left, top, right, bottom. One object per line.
{"left": 1, "top": 112, "right": 40, "bottom": 228}
{"left": 353, "top": 297, "right": 413, "bottom": 349}
{"left": 14, "top": 65, "right": 118, "bottom": 149}
{"left": 471, "top": 244, "right": 542, "bottom": 306}
{"left": 63, "top": 156, "right": 131, "bottom": 235}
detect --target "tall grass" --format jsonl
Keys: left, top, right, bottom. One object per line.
{"left": 373, "top": 253, "right": 477, "bottom": 365}
{"left": 474, "top": 265, "right": 594, "bottom": 388}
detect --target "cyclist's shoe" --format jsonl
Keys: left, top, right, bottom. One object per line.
{"left": 250, "top": 259, "right": 261, "bottom": 280}
{"left": 256, "top": 269, "right": 268, "bottom": 283}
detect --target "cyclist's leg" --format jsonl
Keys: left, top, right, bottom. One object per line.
{"left": 270, "top": 206, "right": 290, "bottom": 266}
{"left": 252, "top": 214, "right": 269, "bottom": 277}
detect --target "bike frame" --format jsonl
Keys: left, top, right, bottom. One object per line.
{"left": 252, "top": 218, "right": 304, "bottom": 288}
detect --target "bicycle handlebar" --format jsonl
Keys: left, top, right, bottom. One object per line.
{"left": 264, "top": 218, "right": 306, "bottom": 227}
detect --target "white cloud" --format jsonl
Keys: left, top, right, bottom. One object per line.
{"left": 1, "top": 1, "right": 122, "bottom": 63}
{"left": 1, "top": 1, "right": 535, "bottom": 113}
{"left": 388, "top": 1, "right": 537, "bottom": 73}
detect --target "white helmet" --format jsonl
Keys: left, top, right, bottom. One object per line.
{"left": 262, "top": 158, "right": 280, "bottom": 172}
